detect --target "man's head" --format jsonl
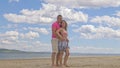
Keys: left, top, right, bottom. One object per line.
{"left": 57, "top": 15, "right": 62, "bottom": 23}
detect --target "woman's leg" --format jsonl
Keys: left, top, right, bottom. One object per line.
{"left": 56, "top": 52, "right": 60, "bottom": 66}
{"left": 59, "top": 51, "right": 64, "bottom": 66}
{"left": 57, "top": 40, "right": 63, "bottom": 66}
{"left": 64, "top": 48, "right": 70, "bottom": 67}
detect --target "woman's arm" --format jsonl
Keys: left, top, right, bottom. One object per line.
{"left": 66, "top": 31, "right": 69, "bottom": 42}
{"left": 56, "top": 28, "right": 63, "bottom": 40}
{"left": 66, "top": 38, "right": 69, "bottom": 42}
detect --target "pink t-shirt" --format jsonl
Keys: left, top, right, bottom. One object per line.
{"left": 52, "top": 21, "right": 60, "bottom": 38}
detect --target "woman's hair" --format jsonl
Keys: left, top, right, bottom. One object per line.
{"left": 61, "top": 20, "right": 67, "bottom": 30}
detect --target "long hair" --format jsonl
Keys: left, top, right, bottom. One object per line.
{"left": 61, "top": 20, "right": 67, "bottom": 31}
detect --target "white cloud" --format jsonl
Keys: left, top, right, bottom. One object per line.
{"left": 4, "top": 3, "right": 88, "bottom": 24}
{"left": 24, "top": 41, "right": 51, "bottom": 52}
{"left": 0, "top": 31, "right": 50, "bottom": 52}
{"left": 0, "top": 40, "right": 51, "bottom": 52}
{"left": 9, "top": 0, "right": 19, "bottom": 3}
{"left": 1, "top": 41, "right": 120, "bottom": 53}
{"left": 5, "top": 31, "right": 19, "bottom": 36}
{"left": 0, "top": 24, "right": 18, "bottom": 29}
{"left": 28, "top": 27, "right": 49, "bottom": 35}
{"left": 0, "top": 30, "right": 119, "bottom": 53}
{"left": 45, "top": 0, "right": 120, "bottom": 8}
{"left": 115, "top": 11, "right": 120, "bottom": 17}
{"left": 0, "top": 31, "right": 19, "bottom": 45}
{"left": 2, "top": 31, "right": 19, "bottom": 40}
{"left": 5, "top": 31, "right": 19, "bottom": 40}
{"left": 73, "top": 25, "right": 120, "bottom": 39}
{"left": 1, "top": 39, "right": 14, "bottom": 44}
{"left": 70, "top": 24, "right": 79, "bottom": 28}
{"left": 20, "top": 31, "right": 39, "bottom": 39}
{"left": 0, "top": 39, "right": 118, "bottom": 53}
{"left": 0, "top": 31, "right": 39, "bottom": 44}
{"left": 90, "top": 15, "right": 120, "bottom": 27}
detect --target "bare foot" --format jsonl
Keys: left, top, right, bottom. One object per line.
{"left": 59, "top": 64, "right": 63, "bottom": 67}
{"left": 56, "top": 64, "right": 60, "bottom": 67}
{"left": 51, "top": 64, "right": 56, "bottom": 68}
{"left": 64, "top": 64, "right": 70, "bottom": 67}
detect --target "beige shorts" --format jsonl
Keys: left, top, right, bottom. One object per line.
{"left": 51, "top": 38, "right": 58, "bottom": 53}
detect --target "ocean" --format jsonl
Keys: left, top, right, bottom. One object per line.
{"left": 0, "top": 52, "right": 120, "bottom": 60}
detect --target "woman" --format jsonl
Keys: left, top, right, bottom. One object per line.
{"left": 56, "top": 20, "right": 70, "bottom": 67}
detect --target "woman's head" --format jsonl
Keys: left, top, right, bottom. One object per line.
{"left": 61, "top": 20, "right": 67, "bottom": 30}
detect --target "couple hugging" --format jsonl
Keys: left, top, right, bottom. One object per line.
{"left": 51, "top": 15, "right": 70, "bottom": 67}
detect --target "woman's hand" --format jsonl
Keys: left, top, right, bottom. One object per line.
{"left": 60, "top": 37, "right": 65, "bottom": 41}
{"left": 66, "top": 39, "right": 69, "bottom": 42}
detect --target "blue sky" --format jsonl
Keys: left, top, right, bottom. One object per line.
{"left": 0, "top": 0, "right": 120, "bottom": 53}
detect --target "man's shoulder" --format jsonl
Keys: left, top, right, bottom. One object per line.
{"left": 52, "top": 21, "right": 58, "bottom": 25}
{"left": 54, "top": 21, "right": 58, "bottom": 24}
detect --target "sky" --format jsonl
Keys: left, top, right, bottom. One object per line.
{"left": 0, "top": 0, "right": 120, "bottom": 53}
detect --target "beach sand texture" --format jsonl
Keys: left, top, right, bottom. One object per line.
{"left": 0, "top": 56, "right": 120, "bottom": 68}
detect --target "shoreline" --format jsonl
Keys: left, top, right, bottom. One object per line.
{"left": 0, "top": 55, "right": 120, "bottom": 60}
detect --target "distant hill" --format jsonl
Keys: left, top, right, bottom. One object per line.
{"left": 0, "top": 48, "right": 25, "bottom": 53}
{"left": 0, "top": 48, "right": 51, "bottom": 53}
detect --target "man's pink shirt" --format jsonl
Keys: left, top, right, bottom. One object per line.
{"left": 52, "top": 21, "right": 60, "bottom": 38}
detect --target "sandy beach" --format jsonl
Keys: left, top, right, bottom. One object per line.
{"left": 0, "top": 56, "right": 120, "bottom": 68}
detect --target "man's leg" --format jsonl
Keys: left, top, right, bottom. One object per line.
{"left": 51, "top": 52, "right": 56, "bottom": 66}
{"left": 51, "top": 39, "right": 57, "bottom": 67}
{"left": 56, "top": 52, "right": 60, "bottom": 66}
{"left": 51, "top": 38, "right": 58, "bottom": 67}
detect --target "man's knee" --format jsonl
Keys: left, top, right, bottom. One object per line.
{"left": 52, "top": 52, "right": 57, "bottom": 55}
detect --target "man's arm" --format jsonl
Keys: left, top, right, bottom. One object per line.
{"left": 52, "top": 25, "right": 56, "bottom": 36}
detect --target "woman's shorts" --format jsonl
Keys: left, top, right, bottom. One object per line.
{"left": 58, "top": 40, "right": 69, "bottom": 51}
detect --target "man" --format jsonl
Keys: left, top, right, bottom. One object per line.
{"left": 51, "top": 15, "right": 62, "bottom": 67}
